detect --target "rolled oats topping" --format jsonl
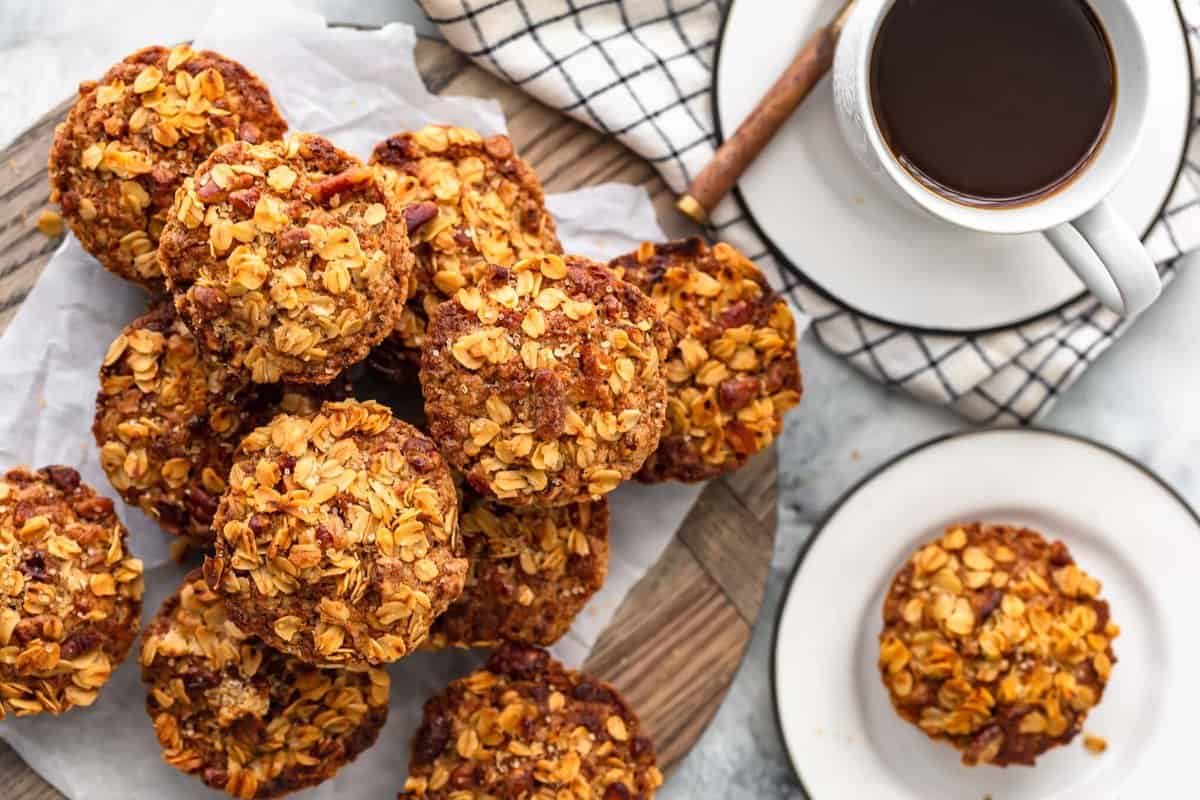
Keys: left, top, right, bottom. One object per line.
{"left": 158, "top": 134, "right": 413, "bottom": 385}
{"left": 204, "top": 399, "right": 465, "bottom": 667}
{"left": 0, "top": 466, "right": 144, "bottom": 719}
{"left": 401, "top": 644, "right": 662, "bottom": 799}
{"left": 879, "top": 522, "right": 1119, "bottom": 767}
{"left": 426, "top": 495, "right": 609, "bottom": 650}
{"left": 142, "top": 572, "right": 389, "bottom": 799}
{"left": 609, "top": 238, "right": 802, "bottom": 483}
{"left": 368, "top": 125, "right": 561, "bottom": 372}
{"left": 48, "top": 45, "right": 287, "bottom": 290}
{"left": 93, "top": 300, "right": 342, "bottom": 543}
{"left": 421, "top": 254, "right": 669, "bottom": 506}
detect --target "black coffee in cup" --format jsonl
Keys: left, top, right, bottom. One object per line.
{"left": 870, "top": 0, "right": 1116, "bottom": 207}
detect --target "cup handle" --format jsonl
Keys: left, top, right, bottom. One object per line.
{"left": 1043, "top": 199, "right": 1161, "bottom": 317}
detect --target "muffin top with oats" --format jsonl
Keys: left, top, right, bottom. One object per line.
{"left": 368, "top": 125, "right": 561, "bottom": 373}
{"left": 610, "top": 238, "right": 802, "bottom": 483}
{"left": 205, "top": 399, "right": 465, "bottom": 668}
{"left": 142, "top": 572, "right": 390, "bottom": 799}
{"left": 878, "top": 522, "right": 1118, "bottom": 767}
{"left": 158, "top": 134, "right": 412, "bottom": 384}
{"left": 48, "top": 45, "right": 286, "bottom": 290}
{"left": 425, "top": 495, "right": 609, "bottom": 650}
{"left": 0, "top": 466, "right": 144, "bottom": 719}
{"left": 400, "top": 644, "right": 662, "bottom": 799}
{"left": 421, "top": 254, "right": 668, "bottom": 507}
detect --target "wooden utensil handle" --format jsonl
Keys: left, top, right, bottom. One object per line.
{"left": 679, "top": 24, "right": 840, "bottom": 224}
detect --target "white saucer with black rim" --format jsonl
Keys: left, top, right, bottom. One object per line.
{"left": 715, "top": 1, "right": 1193, "bottom": 333}
{"left": 773, "top": 429, "right": 1200, "bottom": 798}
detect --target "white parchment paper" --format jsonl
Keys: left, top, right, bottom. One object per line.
{"left": 0, "top": 3, "right": 706, "bottom": 797}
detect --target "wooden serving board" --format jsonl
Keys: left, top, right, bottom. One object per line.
{"left": 0, "top": 38, "right": 777, "bottom": 798}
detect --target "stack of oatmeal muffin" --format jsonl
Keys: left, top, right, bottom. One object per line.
{"left": 4, "top": 43, "right": 804, "bottom": 799}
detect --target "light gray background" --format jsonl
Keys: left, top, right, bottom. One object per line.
{"left": 4, "top": 2, "right": 1200, "bottom": 798}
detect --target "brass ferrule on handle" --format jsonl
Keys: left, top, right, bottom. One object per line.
{"left": 677, "top": 0, "right": 856, "bottom": 225}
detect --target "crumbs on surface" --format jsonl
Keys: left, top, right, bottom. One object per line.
{"left": 37, "top": 209, "right": 65, "bottom": 237}
{"left": 1083, "top": 733, "right": 1107, "bottom": 754}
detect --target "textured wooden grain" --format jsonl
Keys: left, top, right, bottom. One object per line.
{"left": 0, "top": 98, "right": 72, "bottom": 333}
{"left": 0, "top": 37, "right": 775, "bottom": 799}
{"left": 677, "top": 481, "right": 775, "bottom": 624}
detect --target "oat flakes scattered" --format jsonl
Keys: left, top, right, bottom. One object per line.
{"left": 48, "top": 45, "right": 287, "bottom": 290}
{"left": 367, "top": 125, "right": 561, "bottom": 375}
{"left": 426, "top": 495, "right": 609, "bottom": 650}
{"left": 401, "top": 644, "right": 662, "bottom": 799}
{"left": 610, "top": 238, "right": 802, "bottom": 482}
{"left": 421, "top": 254, "right": 669, "bottom": 506}
{"left": 142, "top": 572, "right": 389, "bottom": 799}
{"left": 158, "top": 134, "right": 412, "bottom": 384}
{"left": 204, "top": 399, "right": 465, "bottom": 667}
{"left": 0, "top": 466, "right": 143, "bottom": 719}
{"left": 879, "top": 522, "right": 1118, "bottom": 766}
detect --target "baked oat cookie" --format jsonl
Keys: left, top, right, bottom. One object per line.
{"left": 0, "top": 466, "right": 143, "bottom": 718}
{"left": 400, "top": 644, "right": 662, "bottom": 799}
{"left": 426, "top": 495, "right": 609, "bottom": 649}
{"left": 879, "top": 522, "right": 1119, "bottom": 766}
{"left": 93, "top": 300, "right": 341, "bottom": 543}
{"left": 158, "top": 134, "right": 412, "bottom": 384}
{"left": 48, "top": 44, "right": 286, "bottom": 290}
{"left": 204, "top": 399, "right": 465, "bottom": 667}
{"left": 422, "top": 254, "right": 669, "bottom": 506}
{"left": 142, "top": 571, "right": 389, "bottom": 799}
{"left": 609, "top": 238, "right": 802, "bottom": 483}
{"left": 368, "top": 125, "right": 561, "bottom": 372}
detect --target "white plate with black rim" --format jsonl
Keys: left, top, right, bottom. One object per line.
{"left": 773, "top": 428, "right": 1200, "bottom": 798}
{"left": 715, "top": 0, "right": 1194, "bottom": 333}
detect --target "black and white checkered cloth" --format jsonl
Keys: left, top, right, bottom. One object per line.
{"left": 419, "top": 0, "right": 1200, "bottom": 424}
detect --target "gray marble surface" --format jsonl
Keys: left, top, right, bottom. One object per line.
{"left": 7, "top": 2, "right": 1200, "bottom": 798}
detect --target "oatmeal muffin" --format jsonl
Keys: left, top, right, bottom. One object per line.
{"left": 609, "top": 238, "right": 802, "bottom": 483}
{"left": 204, "top": 399, "right": 465, "bottom": 667}
{"left": 400, "top": 644, "right": 662, "bottom": 798}
{"left": 368, "top": 125, "right": 561, "bottom": 374}
{"left": 48, "top": 44, "right": 286, "bottom": 290}
{"left": 158, "top": 133, "right": 412, "bottom": 384}
{"left": 0, "top": 466, "right": 144, "bottom": 719}
{"left": 879, "top": 522, "right": 1119, "bottom": 766}
{"left": 93, "top": 300, "right": 341, "bottom": 543}
{"left": 422, "top": 254, "right": 668, "bottom": 506}
{"left": 143, "top": 571, "right": 389, "bottom": 799}
{"left": 426, "top": 496, "right": 609, "bottom": 649}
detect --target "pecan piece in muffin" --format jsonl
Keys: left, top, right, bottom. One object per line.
{"left": 48, "top": 44, "right": 286, "bottom": 290}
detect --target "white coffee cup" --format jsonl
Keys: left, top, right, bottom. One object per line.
{"left": 832, "top": 0, "right": 1160, "bottom": 317}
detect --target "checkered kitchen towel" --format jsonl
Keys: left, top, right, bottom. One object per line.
{"left": 418, "top": 0, "right": 1200, "bottom": 424}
